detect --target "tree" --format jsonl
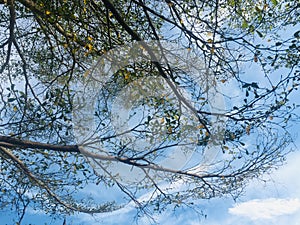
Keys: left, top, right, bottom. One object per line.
{"left": 0, "top": 0, "right": 299, "bottom": 223}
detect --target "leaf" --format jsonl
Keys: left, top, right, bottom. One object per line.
{"left": 197, "top": 124, "right": 205, "bottom": 129}
{"left": 246, "top": 125, "right": 251, "bottom": 135}
{"left": 241, "top": 21, "right": 248, "bottom": 29}
{"left": 246, "top": 90, "right": 249, "bottom": 97}
{"left": 251, "top": 82, "right": 259, "bottom": 88}
{"left": 294, "top": 30, "right": 300, "bottom": 38}
{"left": 8, "top": 98, "right": 15, "bottom": 102}
{"left": 271, "top": 0, "right": 278, "bottom": 6}
{"left": 256, "top": 30, "right": 263, "bottom": 38}
{"left": 242, "top": 83, "right": 250, "bottom": 88}
{"left": 223, "top": 146, "right": 229, "bottom": 150}
{"left": 254, "top": 55, "right": 258, "bottom": 62}
{"left": 255, "top": 6, "right": 261, "bottom": 12}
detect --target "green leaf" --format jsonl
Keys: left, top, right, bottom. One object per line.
{"left": 255, "top": 6, "right": 261, "bottom": 12}
{"left": 271, "top": 0, "right": 278, "bottom": 6}
{"left": 241, "top": 20, "right": 248, "bottom": 29}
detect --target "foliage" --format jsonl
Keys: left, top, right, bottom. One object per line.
{"left": 0, "top": 0, "right": 299, "bottom": 224}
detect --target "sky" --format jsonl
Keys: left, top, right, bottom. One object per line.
{"left": 1, "top": 4, "right": 300, "bottom": 225}
{"left": 3, "top": 61, "right": 300, "bottom": 225}
{"left": 72, "top": 149, "right": 300, "bottom": 225}
{"left": 3, "top": 39, "right": 300, "bottom": 225}
{"left": 6, "top": 145, "right": 300, "bottom": 225}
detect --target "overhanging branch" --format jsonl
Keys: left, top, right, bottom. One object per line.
{"left": 0, "top": 135, "right": 80, "bottom": 152}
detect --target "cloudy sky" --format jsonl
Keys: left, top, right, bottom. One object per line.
{"left": 3, "top": 51, "right": 300, "bottom": 225}
{"left": 75, "top": 149, "right": 300, "bottom": 225}
{"left": 3, "top": 61, "right": 300, "bottom": 225}
{"left": 5, "top": 142, "right": 299, "bottom": 225}
{"left": 2, "top": 18, "right": 299, "bottom": 225}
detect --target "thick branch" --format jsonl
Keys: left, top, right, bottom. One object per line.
{"left": 0, "top": 135, "right": 80, "bottom": 152}
{"left": 0, "top": 146, "right": 115, "bottom": 213}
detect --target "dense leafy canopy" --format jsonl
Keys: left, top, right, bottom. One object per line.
{"left": 0, "top": 0, "right": 299, "bottom": 223}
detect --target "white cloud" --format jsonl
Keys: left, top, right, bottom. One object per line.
{"left": 228, "top": 198, "right": 300, "bottom": 220}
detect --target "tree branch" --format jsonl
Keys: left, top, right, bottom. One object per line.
{"left": 0, "top": 146, "right": 118, "bottom": 213}
{"left": 0, "top": 135, "right": 80, "bottom": 152}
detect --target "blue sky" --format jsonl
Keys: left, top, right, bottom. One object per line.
{"left": 3, "top": 47, "right": 300, "bottom": 225}
{"left": 1, "top": 9, "right": 299, "bottom": 225}
{"left": 2, "top": 57, "right": 300, "bottom": 225}
{"left": 10, "top": 148, "right": 300, "bottom": 225}
{"left": 66, "top": 149, "right": 300, "bottom": 225}
{"left": 4, "top": 123, "right": 299, "bottom": 225}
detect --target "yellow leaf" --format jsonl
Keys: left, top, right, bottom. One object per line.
{"left": 197, "top": 124, "right": 205, "bottom": 129}
{"left": 109, "top": 12, "right": 113, "bottom": 17}
{"left": 87, "top": 36, "right": 93, "bottom": 41}
{"left": 223, "top": 146, "right": 229, "bottom": 150}
{"left": 269, "top": 116, "right": 273, "bottom": 120}
{"left": 160, "top": 117, "right": 165, "bottom": 123}
{"left": 205, "top": 131, "right": 210, "bottom": 136}
{"left": 220, "top": 79, "right": 226, "bottom": 83}
{"left": 45, "top": 10, "right": 51, "bottom": 15}
{"left": 207, "top": 39, "right": 213, "bottom": 43}
{"left": 86, "top": 43, "right": 93, "bottom": 51}
{"left": 83, "top": 70, "right": 90, "bottom": 78}
{"left": 246, "top": 125, "right": 251, "bottom": 135}
{"left": 207, "top": 32, "right": 213, "bottom": 37}
{"left": 13, "top": 106, "right": 18, "bottom": 112}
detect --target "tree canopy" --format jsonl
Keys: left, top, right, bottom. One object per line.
{"left": 0, "top": 0, "right": 299, "bottom": 224}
